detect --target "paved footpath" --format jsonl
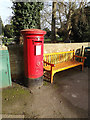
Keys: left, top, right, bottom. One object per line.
{"left": 1, "top": 67, "right": 89, "bottom": 119}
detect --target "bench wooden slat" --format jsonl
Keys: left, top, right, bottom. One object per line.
{"left": 44, "top": 60, "right": 83, "bottom": 71}
{"left": 53, "top": 61, "right": 83, "bottom": 71}
{"left": 44, "top": 51, "right": 74, "bottom": 56}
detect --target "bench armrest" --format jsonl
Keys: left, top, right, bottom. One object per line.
{"left": 43, "top": 60, "right": 55, "bottom": 67}
{"left": 74, "top": 55, "right": 86, "bottom": 60}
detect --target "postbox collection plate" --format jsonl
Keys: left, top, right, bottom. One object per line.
{"left": 36, "top": 45, "right": 41, "bottom": 55}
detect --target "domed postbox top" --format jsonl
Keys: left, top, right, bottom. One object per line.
{"left": 21, "top": 29, "right": 46, "bottom": 35}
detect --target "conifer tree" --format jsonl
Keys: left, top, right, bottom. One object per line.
{"left": 11, "top": 2, "right": 43, "bottom": 43}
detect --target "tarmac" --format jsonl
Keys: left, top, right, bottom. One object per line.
{"left": 1, "top": 67, "right": 89, "bottom": 119}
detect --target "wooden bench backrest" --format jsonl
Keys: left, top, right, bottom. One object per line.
{"left": 43, "top": 50, "right": 75, "bottom": 65}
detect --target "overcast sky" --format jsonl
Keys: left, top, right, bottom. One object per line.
{"left": 0, "top": 0, "right": 13, "bottom": 25}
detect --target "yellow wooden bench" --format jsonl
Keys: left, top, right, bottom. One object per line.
{"left": 43, "top": 50, "right": 86, "bottom": 83}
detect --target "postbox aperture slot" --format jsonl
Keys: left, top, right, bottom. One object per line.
{"left": 32, "top": 40, "right": 42, "bottom": 45}
{"left": 34, "top": 41, "right": 42, "bottom": 43}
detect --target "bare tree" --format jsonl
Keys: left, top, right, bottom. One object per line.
{"left": 40, "top": 2, "right": 52, "bottom": 30}
{"left": 40, "top": 0, "right": 88, "bottom": 42}
{"left": 51, "top": 1, "right": 57, "bottom": 42}
{"left": 56, "top": 0, "right": 87, "bottom": 42}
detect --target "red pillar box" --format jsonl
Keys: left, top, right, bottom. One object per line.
{"left": 21, "top": 29, "right": 46, "bottom": 88}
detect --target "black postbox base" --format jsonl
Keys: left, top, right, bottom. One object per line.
{"left": 24, "top": 76, "right": 43, "bottom": 89}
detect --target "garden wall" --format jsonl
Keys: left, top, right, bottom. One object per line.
{"left": 8, "top": 42, "right": 89, "bottom": 80}
{"left": 8, "top": 45, "right": 24, "bottom": 80}
{"left": 44, "top": 42, "right": 89, "bottom": 53}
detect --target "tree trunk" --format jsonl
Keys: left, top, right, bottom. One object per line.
{"left": 51, "top": 2, "right": 57, "bottom": 42}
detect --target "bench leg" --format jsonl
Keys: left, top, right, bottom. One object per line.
{"left": 50, "top": 67, "right": 54, "bottom": 83}
{"left": 51, "top": 74, "right": 53, "bottom": 83}
{"left": 50, "top": 72, "right": 54, "bottom": 83}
